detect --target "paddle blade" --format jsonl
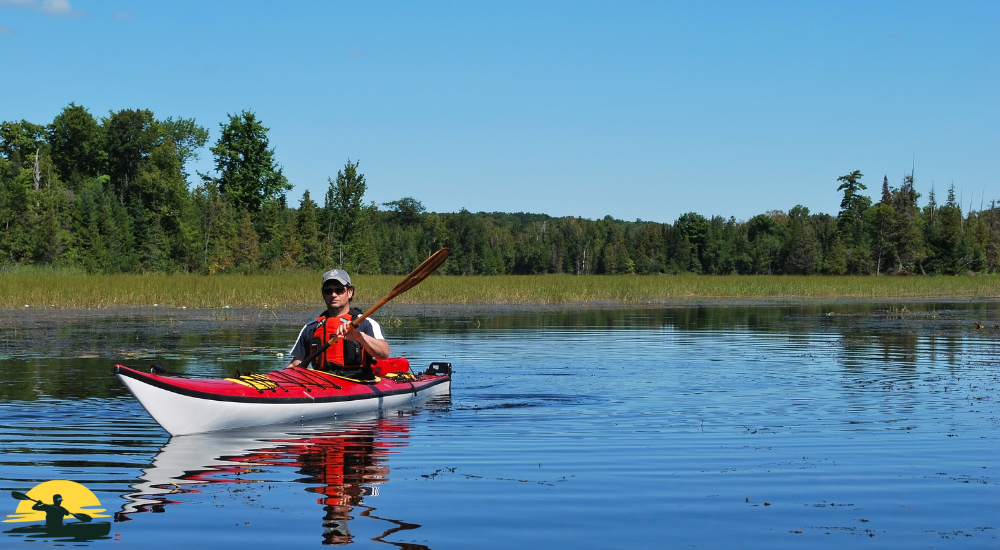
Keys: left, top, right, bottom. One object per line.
{"left": 72, "top": 512, "right": 93, "bottom": 522}
{"left": 385, "top": 247, "right": 450, "bottom": 298}
{"left": 352, "top": 248, "right": 449, "bottom": 326}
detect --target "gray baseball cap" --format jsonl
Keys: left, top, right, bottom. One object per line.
{"left": 321, "top": 269, "right": 352, "bottom": 287}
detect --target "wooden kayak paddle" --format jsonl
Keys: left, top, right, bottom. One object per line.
{"left": 299, "top": 247, "right": 450, "bottom": 368}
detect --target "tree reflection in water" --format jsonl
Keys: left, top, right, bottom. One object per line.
{"left": 118, "top": 412, "right": 433, "bottom": 547}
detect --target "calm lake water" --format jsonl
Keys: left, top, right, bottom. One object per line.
{"left": 1, "top": 303, "right": 998, "bottom": 548}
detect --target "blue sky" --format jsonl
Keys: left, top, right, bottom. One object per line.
{"left": 1, "top": 1, "right": 997, "bottom": 223}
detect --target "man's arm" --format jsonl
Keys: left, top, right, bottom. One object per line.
{"left": 285, "top": 322, "right": 313, "bottom": 369}
{"left": 337, "top": 321, "right": 390, "bottom": 359}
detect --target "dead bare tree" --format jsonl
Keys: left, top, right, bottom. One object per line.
{"left": 32, "top": 148, "right": 41, "bottom": 191}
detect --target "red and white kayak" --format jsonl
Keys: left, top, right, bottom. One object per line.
{"left": 114, "top": 359, "right": 451, "bottom": 436}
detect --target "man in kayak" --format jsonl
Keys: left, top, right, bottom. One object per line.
{"left": 32, "top": 494, "right": 71, "bottom": 528}
{"left": 285, "top": 269, "right": 389, "bottom": 378}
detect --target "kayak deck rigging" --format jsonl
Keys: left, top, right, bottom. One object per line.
{"left": 225, "top": 367, "right": 420, "bottom": 393}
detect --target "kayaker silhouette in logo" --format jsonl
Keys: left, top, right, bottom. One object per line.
{"left": 32, "top": 494, "right": 71, "bottom": 527}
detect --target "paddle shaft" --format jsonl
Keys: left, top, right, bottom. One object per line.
{"left": 10, "top": 491, "right": 92, "bottom": 522}
{"left": 298, "top": 248, "right": 450, "bottom": 368}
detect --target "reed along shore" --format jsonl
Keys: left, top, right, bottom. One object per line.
{"left": 2, "top": 273, "right": 999, "bottom": 309}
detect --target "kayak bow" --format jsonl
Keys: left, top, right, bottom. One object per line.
{"left": 115, "top": 361, "right": 451, "bottom": 436}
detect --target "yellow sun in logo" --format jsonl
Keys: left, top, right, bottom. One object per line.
{"left": 4, "top": 480, "right": 108, "bottom": 523}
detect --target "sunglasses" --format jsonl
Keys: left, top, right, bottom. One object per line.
{"left": 322, "top": 285, "right": 349, "bottom": 295}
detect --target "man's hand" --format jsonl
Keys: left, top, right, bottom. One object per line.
{"left": 336, "top": 321, "right": 359, "bottom": 341}
{"left": 336, "top": 320, "right": 390, "bottom": 359}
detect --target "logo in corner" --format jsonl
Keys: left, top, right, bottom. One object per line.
{"left": 5, "top": 480, "right": 108, "bottom": 523}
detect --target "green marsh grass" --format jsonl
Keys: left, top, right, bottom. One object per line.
{"left": 2, "top": 273, "right": 999, "bottom": 309}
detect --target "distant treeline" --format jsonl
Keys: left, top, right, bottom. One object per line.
{"left": 2, "top": 104, "right": 998, "bottom": 276}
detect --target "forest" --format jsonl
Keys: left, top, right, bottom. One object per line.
{"left": 2, "top": 103, "right": 998, "bottom": 277}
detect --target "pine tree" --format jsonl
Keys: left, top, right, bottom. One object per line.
{"left": 937, "top": 184, "right": 963, "bottom": 273}
{"left": 235, "top": 210, "right": 261, "bottom": 272}
{"left": 836, "top": 170, "right": 871, "bottom": 245}
{"left": 889, "top": 173, "right": 924, "bottom": 273}
{"left": 206, "top": 199, "right": 238, "bottom": 274}
{"left": 822, "top": 235, "right": 848, "bottom": 274}
{"left": 353, "top": 204, "right": 382, "bottom": 275}
{"left": 99, "top": 190, "right": 140, "bottom": 273}
{"left": 195, "top": 181, "right": 238, "bottom": 274}
{"left": 211, "top": 111, "right": 290, "bottom": 213}
{"left": 922, "top": 185, "right": 941, "bottom": 273}
{"left": 297, "top": 190, "right": 323, "bottom": 269}
{"left": 326, "top": 159, "right": 367, "bottom": 258}
{"left": 869, "top": 176, "right": 895, "bottom": 275}
{"left": 271, "top": 208, "right": 302, "bottom": 270}
{"left": 785, "top": 206, "right": 822, "bottom": 274}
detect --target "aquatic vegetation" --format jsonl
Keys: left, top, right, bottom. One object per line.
{"left": 1, "top": 273, "right": 999, "bottom": 308}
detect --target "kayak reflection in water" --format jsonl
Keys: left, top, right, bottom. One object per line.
{"left": 119, "top": 414, "right": 435, "bottom": 547}
{"left": 32, "top": 495, "right": 71, "bottom": 528}
{"left": 295, "top": 427, "right": 386, "bottom": 544}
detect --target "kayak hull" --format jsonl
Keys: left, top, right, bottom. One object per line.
{"left": 4, "top": 522, "right": 111, "bottom": 540}
{"left": 115, "top": 364, "right": 451, "bottom": 436}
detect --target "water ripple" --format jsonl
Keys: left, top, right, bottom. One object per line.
{"left": 0, "top": 305, "right": 998, "bottom": 548}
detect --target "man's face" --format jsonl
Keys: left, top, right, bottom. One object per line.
{"left": 322, "top": 283, "right": 354, "bottom": 311}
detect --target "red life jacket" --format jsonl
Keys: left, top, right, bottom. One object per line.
{"left": 309, "top": 308, "right": 367, "bottom": 370}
